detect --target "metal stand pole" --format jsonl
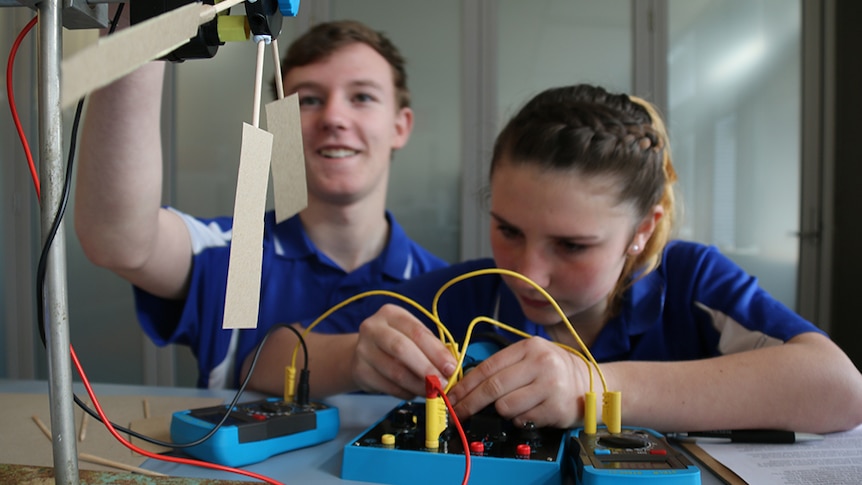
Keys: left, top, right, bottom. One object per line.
{"left": 37, "top": 0, "right": 80, "bottom": 483}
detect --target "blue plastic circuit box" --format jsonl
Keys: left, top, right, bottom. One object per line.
{"left": 170, "top": 397, "right": 339, "bottom": 467}
{"left": 342, "top": 400, "right": 567, "bottom": 485}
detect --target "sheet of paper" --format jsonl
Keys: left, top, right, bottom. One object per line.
{"left": 697, "top": 424, "right": 862, "bottom": 484}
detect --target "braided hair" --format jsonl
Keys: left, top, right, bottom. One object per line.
{"left": 489, "top": 84, "right": 677, "bottom": 317}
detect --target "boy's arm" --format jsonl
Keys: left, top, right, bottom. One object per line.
{"left": 241, "top": 305, "right": 458, "bottom": 399}
{"left": 76, "top": 59, "right": 193, "bottom": 299}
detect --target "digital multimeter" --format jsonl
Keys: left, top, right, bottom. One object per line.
{"left": 170, "top": 397, "right": 339, "bottom": 467}
{"left": 569, "top": 426, "right": 700, "bottom": 484}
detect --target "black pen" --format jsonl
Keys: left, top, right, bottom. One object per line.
{"left": 666, "top": 430, "right": 824, "bottom": 444}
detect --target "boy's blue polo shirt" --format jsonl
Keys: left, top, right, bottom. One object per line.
{"left": 311, "top": 241, "right": 824, "bottom": 363}
{"left": 133, "top": 209, "right": 448, "bottom": 388}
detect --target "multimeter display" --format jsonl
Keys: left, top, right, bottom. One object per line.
{"left": 569, "top": 426, "right": 700, "bottom": 484}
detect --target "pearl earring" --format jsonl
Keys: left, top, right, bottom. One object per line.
{"left": 631, "top": 244, "right": 640, "bottom": 253}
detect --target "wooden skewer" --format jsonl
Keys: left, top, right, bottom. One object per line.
{"left": 32, "top": 415, "right": 52, "bottom": 441}
{"left": 79, "top": 412, "right": 89, "bottom": 442}
{"left": 142, "top": 398, "right": 151, "bottom": 419}
{"left": 272, "top": 38, "right": 284, "bottom": 100}
{"left": 212, "top": 0, "right": 246, "bottom": 16}
{"left": 79, "top": 452, "right": 168, "bottom": 477}
{"left": 252, "top": 37, "right": 267, "bottom": 128}
{"left": 35, "top": 414, "right": 165, "bottom": 477}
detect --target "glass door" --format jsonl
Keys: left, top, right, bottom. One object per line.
{"left": 667, "top": 0, "right": 802, "bottom": 309}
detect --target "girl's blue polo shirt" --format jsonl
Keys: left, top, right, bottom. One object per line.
{"left": 133, "top": 209, "right": 448, "bottom": 389}
{"left": 310, "top": 241, "right": 824, "bottom": 363}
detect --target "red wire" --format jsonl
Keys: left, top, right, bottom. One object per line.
{"left": 7, "top": 15, "right": 40, "bottom": 201}
{"left": 432, "top": 380, "right": 472, "bottom": 485}
{"left": 70, "top": 345, "right": 284, "bottom": 485}
{"left": 8, "top": 17, "right": 281, "bottom": 485}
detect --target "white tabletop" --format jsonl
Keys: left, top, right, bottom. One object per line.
{"left": 0, "top": 379, "right": 724, "bottom": 484}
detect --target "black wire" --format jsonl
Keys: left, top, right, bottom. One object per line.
{"left": 33, "top": 1, "right": 313, "bottom": 450}
{"left": 35, "top": 56, "right": 90, "bottom": 347}
{"left": 273, "top": 323, "right": 309, "bottom": 370}
{"left": 36, "top": 3, "right": 126, "bottom": 354}
{"left": 36, "top": 0, "right": 126, "bottom": 347}
{"left": 108, "top": 3, "right": 124, "bottom": 32}
{"left": 73, "top": 322, "right": 309, "bottom": 449}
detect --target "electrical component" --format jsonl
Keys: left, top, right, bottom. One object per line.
{"left": 469, "top": 441, "right": 485, "bottom": 456}
{"left": 283, "top": 364, "right": 297, "bottom": 402}
{"left": 342, "top": 401, "right": 567, "bottom": 485}
{"left": 583, "top": 391, "right": 597, "bottom": 434}
{"left": 170, "top": 397, "right": 339, "bottom": 467}
{"left": 131, "top": 0, "right": 224, "bottom": 61}
{"left": 295, "top": 368, "right": 311, "bottom": 406}
{"left": 130, "top": 0, "right": 301, "bottom": 62}
{"left": 569, "top": 426, "right": 700, "bottom": 484}
{"left": 424, "top": 375, "right": 448, "bottom": 449}
{"left": 602, "top": 391, "right": 621, "bottom": 434}
{"left": 296, "top": 269, "right": 630, "bottom": 483}
{"left": 218, "top": 14, "right": 250, "bottom": 42}
{"left": 244, "top": 0, "right": 282, "bottom": 39}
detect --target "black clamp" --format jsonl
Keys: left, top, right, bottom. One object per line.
{"left": 244, "top": 0, "right": 283, "bottom": 40}
{"left": 129, "top": 0, "right": 299, "bottom": 62}
{"left": 130, "top": 0, "right": 223, "bottom": 62}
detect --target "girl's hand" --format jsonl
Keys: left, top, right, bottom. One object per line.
{"left": 448, "top": 337, "right": 590, "bottom": 428}
{"left": 351, "top": 304, "right": 458, "bottom": 399}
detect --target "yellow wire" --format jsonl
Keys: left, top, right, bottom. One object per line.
{"left": 287, "top": 268, "right": 609, "bottom": 402}
{"left": 290, "top": 289, "right": 460, "bottom": 371}
{"left": 431, "top": 268, "right": 608, "bottom": 391}
{"left": 444, "top": 315, "right": 594, "bottom": 395}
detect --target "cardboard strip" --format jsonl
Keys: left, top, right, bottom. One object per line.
{"left": 265, "top": 93, "right": 308, "bottom": 223}
{"left": 222, "top": 123, "right": 274, "bottom": 329}
{"left": 61, "top": 2, "right": 208, "bottom": 108}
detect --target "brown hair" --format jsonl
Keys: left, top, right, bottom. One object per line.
{"left": 490, "top": 84, "right": 677, "bottom": 317}
{"left": 274, "top": 20, "right": 410, "bottom": 109}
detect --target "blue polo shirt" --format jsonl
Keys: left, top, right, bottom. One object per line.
{"left": 133, "top": 209, "right": 448, "bottom": 388}
{"left": 310, "top": 241, "right": 824, "bottom": 363}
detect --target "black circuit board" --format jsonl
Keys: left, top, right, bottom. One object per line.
{"left": 350, "top": 401, "right": 565, "bottom": 461}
